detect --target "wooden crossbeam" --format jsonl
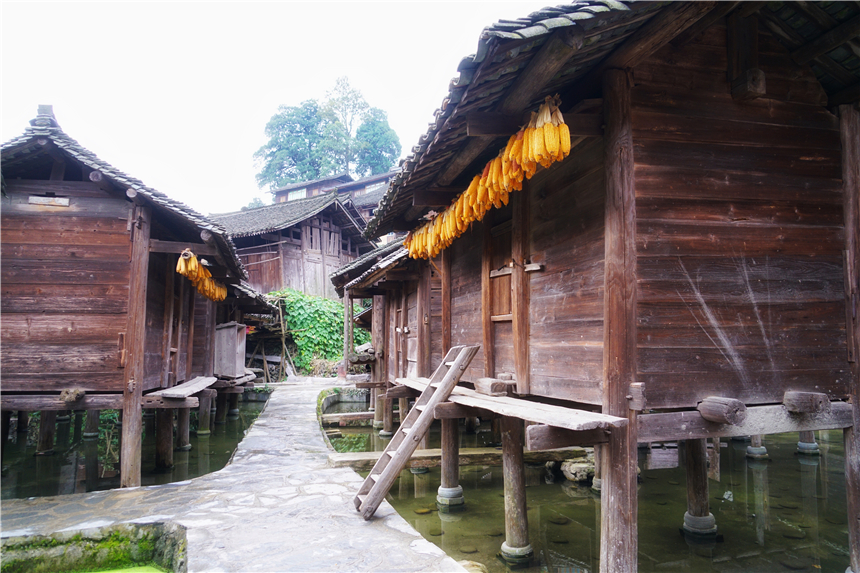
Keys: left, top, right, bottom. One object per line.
{"left": 791, "top": 14, "right": 860, "bottom": 65}
{"left": 149, "top": 240, "right": 217, "bottom": 255}
{"left": 411, "top": 188, "right": 461, "bottom": 207}
{"left": 465, "top": 111, "right": 603, "bottom": 137}
{"left": 0, "top": 394, "right": 199, "bottom": 410}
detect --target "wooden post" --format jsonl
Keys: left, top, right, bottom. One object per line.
{"left": 481, "top": 212, "right": 495, "bottom": 377}
{"left": 381, "top": 395, "right": 394, "bottom": 438}
{"left": 176, "top": 408, "right": 191, "bottom": 451}
{"left": 341, "top": 289, "right": 352, "bottom": 380}
{"left": 214, "top": 391, "right": 228, "bottom": 425}
{"left": 204, "top": 300, "right": 216, "bottom": 378}
{"left": 155, "top": 408, "right": 174, "bottom": 469}
{"left": 511, "top": 189, "right": 530, "bottom": 394}
{"left": 16, "top": 411, "right": 28, "bottom": 433}
{"left": 441, "top": 249, "right": 452, "bottom": 354}
{"left": 840, "top": 103, "right": 860, "bottom": 573}
{"left": 228, "top": 394, "right": 240, "bottom": 418}
{"left": 592, "top": 443, "right": 603, "bottom": 493}
{"left": 83, "top": 410, "right": 100, "bottom": 441}
{"left": 196, "top": 390, "right": 214, "bottom": 437}
{"left": 1, "top": 411, "right": 11, "bottom": 454}
{"left": 36, "top": 410, "right": 57, "bottom": 455}
{"left": 500, "top": 416, "right": 532, "bottom": 564}
{"left": 73, "top": 410, "right": 84, "bottom": 443}
{"left": 418, "top": 264, "right": 431, "bottom": 377}
{"left": 437, "top": 418, "right": 464, "bottom": 512}
{"left": 121, "top": 203, "right": 151, "bottom": 488}
{"left": 600, "top": 68, "right": 638, "bottom": 573}
{"left": 398, "top": 398, "right": 408, "bottom": 424}
{"left": 683, "top": 438, "right": 717, "bottom": 535}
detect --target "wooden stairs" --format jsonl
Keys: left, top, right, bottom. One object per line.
{"left": 353, "top": 344, "right": 479, "bottom": 520}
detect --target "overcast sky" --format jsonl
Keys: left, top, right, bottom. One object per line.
{"left": 1, "top": 2, "right": 551, "bottom": 216}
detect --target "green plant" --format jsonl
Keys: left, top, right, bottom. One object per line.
{"left": 268, "top": 288, "right": 370, "bottom": 374}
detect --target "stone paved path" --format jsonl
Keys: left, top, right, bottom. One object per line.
{"left": 0, "top": 378, "right": 465, "bottom": 572}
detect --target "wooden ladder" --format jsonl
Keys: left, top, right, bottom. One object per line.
{"left": 353, "top": 344, "right": 479, "bottom": 520}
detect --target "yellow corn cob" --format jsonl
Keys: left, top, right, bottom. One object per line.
{"left": 559, "top": 122, "right": 571, "bottom": 157}
{"left": 543, "top": 122, "right": 559, "bottom": 159}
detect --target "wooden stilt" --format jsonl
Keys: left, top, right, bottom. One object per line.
{"left": 381, "top": 395, "right": 393, "bottom": 437}
{"left": 683, "top": 438, "right": 717, "bottom": 535}
{"left": 228, "top": 394, "right": 240, "bottom": 418}
{"left": 437, "top": 417, "right": 464, "bottom": 511}
{"left": 214, "top": 391, "right": 228, "bottom": 425}
{"left": 84, "top": 438, "right": 99, "bottom": 492}
{"left": 839, "top": 103, "right": 860, "bottom": 573}
{"left": 73, "top": 411, "right": 84, "bottom": 443}
{"left": 120, "top": 203, "right": 151, "bottom": 488}
{"left": 464, "top": 416, "right": 479, "bottom": 434}
{"left": 176, "top": 408, "right": 191, "bottom": 451}
{"left": 155, "top": 408, "right": 174, "bottom": 469}
{"left": 592, "top": 443, "right": 603, "bottom": 493}
{"left": 500, "top": 416, "right": 531, "bottom": 563}
{"left": 747, "top": 434, "right": 768, "bottom": 459}
{"left": 196, "top": 390, "right": 214, "bottom": 437}
{"left": 16, "top": 411, "right": 29, "bottom": 433}
{"left": 398, "top": 398, "right": 408, "bottom": 424}
{"left": 36, "top": 410, "right": 57, "bottom": 455}
{"left": 1, "top": 411, "right": 11, "bottom": 454}
{"left": 83, "top": 410, "right": 100, "bottom": 440}
{"left": 373, "top": 389, "right": 384, "bottom": 429}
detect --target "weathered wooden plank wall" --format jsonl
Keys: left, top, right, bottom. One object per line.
{"left": 0, "top": 181, "right": 130, "bottom": 394}
{"left": 527, "top": 137, "right": 606, "bottom": 405}
{"left": 632, "top": 21, "right": 847, "bottom": 409}
{"left": 450, "top": 222, "right": 485, "bottom": 383}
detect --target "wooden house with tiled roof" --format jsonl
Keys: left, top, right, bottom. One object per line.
{"left": 335, "top": 2, "right": 860, "bottom": 571}
{"left": 1, "top": 105, "right": 274, "bottom": 488}
{"left": 214, "top": 191, "right": 376, "bottom": 299}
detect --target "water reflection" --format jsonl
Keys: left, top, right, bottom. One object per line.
{"left": 368, "top": 427, "right": 851, "bottom": 573}
{"left": 1, "top": 402, "right": 265, "bottom": 500}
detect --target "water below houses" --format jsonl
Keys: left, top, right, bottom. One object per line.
{"left": 1, "top": 401, "right": 265, "bottom": 500}
{"left": 329, "top": 412, "right": 851, "bottom": 573}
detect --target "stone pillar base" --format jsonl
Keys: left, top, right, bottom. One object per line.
{"left": 196, "top": 430, "right": 211, "bottom": 437}
{"left": 372, "top": 420, "right": 384, "bottom": 429}
{"left": 683, "top": 511, "right": 717, "bottom": 536}
{"left": 797, "top": 441, "right": 820, "bottom": 455}
{"left": 499, "top": 542, "right": 533, "bottom": 565}
{"left": 591, "top": 477, "right": 602, "bottom": 494}
{"left": 175, "top": 444, "right": 192, "bottom": 452}
{"left": 437, "top": 485, "right": 465, "bottom": 512}
{"left": 378, "top": 430, "right": 393, "bottom": 438}
{"left": 82, "top": 432, "right": 99, "bottom": 441}
{"left": 410, "top": 467, "right": 429, "bottom": 474}
{"left": 746, "top": 445, "right": 769, "bottom": 459}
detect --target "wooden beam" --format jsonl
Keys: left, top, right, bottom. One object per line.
{"left": 418, "top": 264, "right": 431, "bottom": 377}
{"left": 511, "top": 190, "right": 530, "bottom": 394}
{"left": 671, "top": 1, "right": 740, "bottom": 48}
{"left": 783, "top": 391, "right": 831, "bottom": 414}
{"left": 638, "top": 402, "right": 855, "bottom": 442}
{"left": 121, "top": 203, "right": 151, "bottom": 488}
{"left": 149, "top": 239, "right": 217, "bottom": 255}
{"left": 411, "top": 188, "right": 461, "bottom": 207}
{"left": 349, "top": 288, "right": 385, "bottom": 298}
{"left": 600, "top": 68, "right": 638, "bottom": 573}
{"left": 697, "top": 396, "right": 747, "bottom": 425}
{"left": 792, "top": 14, "right": 860, "bottom": 65}
{"left": 436, "top": 27, "right": 584, "bottom": 187}
{"left": 482, "top": 214, "right": 495, "bottom": 377}
{"left": 727, "top": 12, "right": 766, "bottom": 101}
{"left": 382, "top": 385, "right": 420, "bottom": 400}
{"left": 2, "top": 395, "right": 124, "bottom": 411}
{"left": 433, "top": 401, "right": 496, "bottom": 420}
{"left": 466, "top": 111, "right": 604, "bottom": 138}
{"left": 562, "top": 2, "right": 716, "bottom": 109}
{"left": 737, "top": 1, "right": 767, "bottom": 18}
{"left": 525, "top": 424, "right": 609, "bottom": 450}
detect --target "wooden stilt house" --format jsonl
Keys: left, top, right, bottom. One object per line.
{"left": 214, "top": 192, "right": 376, "bottom": 300}
{"left": 1, "top": 106, "right": 274, "bottom": 487}
{"left": 336, "top": 3, "right": 860, "bottom": 572}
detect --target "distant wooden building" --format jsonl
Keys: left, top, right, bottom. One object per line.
{"left": 336, "top": 3, "right": 860, "bottom": 572}
{"left": 214, "top": 192, "right": 376, "bottom": 299}
{"left": 1, "top": 106, "right": 273, "bottom": 487}
{"left": 271, "top": 170, "right": 396, "bottom": 218}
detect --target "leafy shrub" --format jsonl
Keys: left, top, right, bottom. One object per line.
{"left": 269, "top": 288, "right": 370, "bottom": 374}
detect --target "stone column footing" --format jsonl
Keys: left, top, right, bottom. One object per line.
{"left": 175, "top": 444, "right": 192, "bottom": 452}
{"left": 591, "top": 477, "right": 602, "bottom": 493}
{"left": 378, "top": 430, "right": 393, "bottom": 438}
{"left": 683, "top": 511, "right": 717, "bottom": 536}
{"left": 746, "top": 445, "right": 769, "bottom": 459}
{"left": 410, "top": 467, "right": 429, "bottom": 475}
{"left": 796, "top": 441, "right": 820, "bottom": 455}
{"left": 500, "top": 542, "right": 533, "bottom": 565}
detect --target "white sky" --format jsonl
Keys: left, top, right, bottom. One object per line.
{"left": 1, "top": 1, "right": 551, "bottom": 216}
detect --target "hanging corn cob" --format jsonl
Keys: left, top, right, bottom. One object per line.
{"left": 175, "top": 248, "right": 228, "bottom": 302}
{"left": 404, "top": 95, "right": 572, "bottom": 259}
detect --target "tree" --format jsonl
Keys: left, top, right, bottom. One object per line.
{"left": 253, "top": 100, "right": 339, "bottom": 190}
{"left": 241, "top": 197, "right": 266, "bottom": 211}
{"left": 355, "top": 108, "right": 401, "bottom": 176}
{"left": 324, "top": 77, "right": 369, "bottom": 174}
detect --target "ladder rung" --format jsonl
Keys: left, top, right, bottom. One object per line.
{"left": 445, "top": 361, "right": 455, "bottom": 367}
{"left": 369, "top": 474, "right": 380, "bottom": 482}
{"left": 430, "top": 383, "right": 440, "bottom": 389}
{"left": 385, "top": 450, "right": 395, "bottom": 457}
{"left": 415, "top": 405, "right": 426, "bottom": 411}
{"left": 401, "top": 427, "right": 412, "bottom": 435}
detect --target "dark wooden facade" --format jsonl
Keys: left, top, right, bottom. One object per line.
{"left": 341, "top": 3, "right": 860, "bottom": 572}
{"left": 1, "top": 106, "right": 272, "bottom": 487}
{"left": 215, "top": 193, "right": 376, "bottom": 299}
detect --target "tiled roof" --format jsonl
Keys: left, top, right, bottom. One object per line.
{"left": 271, "top": 172, "right": 353, "bottom": 194}
{"left": 330, "top": 239, "right": 404, "bottom": 293}
{"left": 214, "top": 191, "right": 369, "bottom": 242}
{"left": 351, "top": 183, "right": 389, "bottom": 209}
{"left": 365, "top": 0, "right": 661, "bottom": 237}
{"left": 365, "top": 0, "right": 860, "bottom": 238}
{"left": 1, "top": 106, "right": 248, "bottom": 281}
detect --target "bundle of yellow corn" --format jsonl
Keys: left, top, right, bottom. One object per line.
{"left": 404, "top": 95, "right": 571, "bottom": 259}
{"left": 175, "top": 249, "right": 228, "bottom": 302}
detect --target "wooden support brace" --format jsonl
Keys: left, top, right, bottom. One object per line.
{"left": 783, "top": 391, "right": 831, "bottom": 414}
